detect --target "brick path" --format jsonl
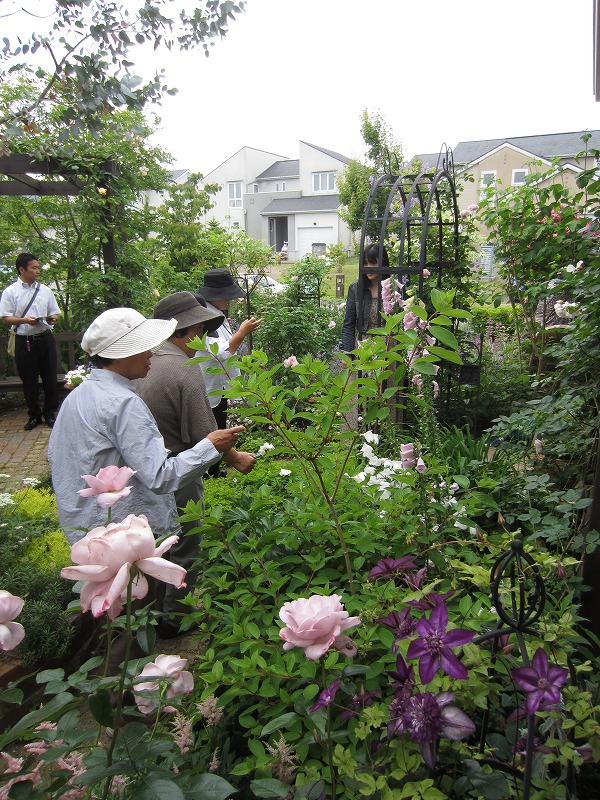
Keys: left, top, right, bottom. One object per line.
{"left": 0, "top": 406, "right": 55, "bottom": 492}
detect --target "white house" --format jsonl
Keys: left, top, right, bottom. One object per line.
{"left": 200, "top": 141, "right": 353, "bottom": 260}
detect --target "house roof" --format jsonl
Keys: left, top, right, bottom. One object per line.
{"left": 256, "top": 160, "right": 300, "bottom": 180}
{"left": 202, "top": 146, "right": 289, "bottom": 179}
{"left": 261, "top": 194, "right": 341, "bottom": 214}
{"left": 451, "top": 131, "right": 600, "bottom": 165}
{"left": 170, "top": 169, "right": 190, "bottom": 182}
{"left": 301, "top": 141, "right": 351, "bottom": 164}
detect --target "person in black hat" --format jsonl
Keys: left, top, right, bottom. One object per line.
{"left": 195, "top": 269, "right": 262, "bottom": 475}
{"left": 138, "top": 291, "right": 256, "bottom": 636}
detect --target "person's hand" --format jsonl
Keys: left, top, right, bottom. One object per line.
{"left": 23, "top": 316, "right": 38, "bottom": 325}
{"left": 238, "top": 317, "right": 263, "bottom": 337}
{"left": 46, "top": 315, "right": 58, "bottom": 325}
{"left": 206, "top": 425, "right": 246, "bottom": 452}
{"left": 224, "top": 449, "right": 256, "bottom": 474}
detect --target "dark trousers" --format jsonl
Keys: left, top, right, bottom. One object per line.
{"left": 207, "top": 396, "right": 227, "bottom": 478}
{"left": 15, "top": 331, "right": 59, "bottom": 420}
{"left": 155, "top": 479, "right": 204, "bottom": 619}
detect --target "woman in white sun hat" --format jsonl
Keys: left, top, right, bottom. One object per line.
{"left": 48, "top": 307, "right": 245, "bottom": 546}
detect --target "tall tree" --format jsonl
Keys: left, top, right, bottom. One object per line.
{"left": 0, "top": 0, "right": 244, "bottom": 145}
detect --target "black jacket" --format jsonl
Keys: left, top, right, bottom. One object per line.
{"left": 341, "top": 280, "right": 374, "bottom": 352}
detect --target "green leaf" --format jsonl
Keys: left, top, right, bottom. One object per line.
{"left": 88, "top": 689, "right": 114, "bottom": 727}
{"left": 137, "top": 622, "right": 156, "bottom": 654}
{"left": 136, "top": 777, "right": 185, "bottom": 800}
{"left": 188, "top": 773, "right": 237, "bottom": 800}
{"left": 0, "top": 687, "right": 23, "bottom": 704}
{"left": 260, "top": 712, "right": 299, "bottom": 737}
{"left": 249, "top": 778, "right": 289, "bottom": 799}
{"left": 0, "top": 693, "right": 74, "bottom": 749}
{"left": 428, "top": 325, "right": 458, "bottom": 349}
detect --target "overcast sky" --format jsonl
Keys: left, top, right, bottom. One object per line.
{"left": 145, "top": 0, "right": 600, "bottom": 172}
{"left": 2, "top": 0, "right": 599, "bottom": 172}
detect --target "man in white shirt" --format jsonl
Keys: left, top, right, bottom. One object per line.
{"left": 195, "top": 269, "right": 261, "bottom": 476}
{"left": 0, "top": 253, "right": 61, "bottom": 429}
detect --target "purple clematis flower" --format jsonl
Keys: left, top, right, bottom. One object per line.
{"left": 368, "top": 557, "right": 417, "bottom": 581}
{"left": 310, "top": 679, "right": 341, "bottom": 713}
{"left": 406, "top": 603, "right": 474, "bottom": 684}
{"left": 393, "top": 691, "right": 475, "bottom": 769}
{"left": 340, "top": 686, "right": 379, "bottom": 722}
{"left": 512, "top": 648, "right": 568, "bottom": 715}
{"left": 376, "top": 608, "right": 416, "bottom": 652}
{"left": 406, "top": 590, "right": 455, "bottom": 612}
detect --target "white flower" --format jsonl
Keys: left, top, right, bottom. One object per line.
{"left": 22, "top": 478, "right": 40, "bottom": 487}
{"left": 279, "top": 469, "right": 291, "bottom": 477}
{"left": 362, "top": 430, "right": 379, "bottom": 445}
{"left": 360, "top": 443, "right": 374, "bottom": 459}
{"left": 0, "top": 494, "right": 15, "bottom": 507}
{"left": 351, "top": 472, "right": 366, "bottom": 484}
{"left": 257, "top": 442, "right": 275, "bottom": 456}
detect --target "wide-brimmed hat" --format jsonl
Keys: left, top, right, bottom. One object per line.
{"left": 153, "top": 291, "right": 224, "bottom": 333}
{"left": 82, "top": 308, "right": 177, "bottom": 358}
{"left": 196, "top": 269, "right": 245, "bottom": 301}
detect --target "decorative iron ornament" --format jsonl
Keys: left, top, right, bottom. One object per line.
{"left": 473, "top": 540, "right": 549, "bottom": 800}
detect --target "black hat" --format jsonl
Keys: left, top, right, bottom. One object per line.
{"left": 196, "top": 269, "right": 246, "bottom": 301}
{"left": 153, "top": 291, "right": 224, "bottom": 333}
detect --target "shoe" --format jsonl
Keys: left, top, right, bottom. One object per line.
{"left": 45, "top": 415, "right": 56, "bottom": 428}
{"left": 24, "top": 417, "right": 42, "bottom": 431}
{"left": 156, "top": 620, "right": 182, "bottom": 640}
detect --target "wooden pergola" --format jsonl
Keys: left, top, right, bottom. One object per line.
{"left": 0, "top": 153, "right": 117, "bottom": 267}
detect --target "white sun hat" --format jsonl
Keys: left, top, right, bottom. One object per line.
{"left": 81, "top": 308, "right": 177, "bottom": 358}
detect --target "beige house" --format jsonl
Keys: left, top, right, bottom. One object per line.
{"left": 200, "top": 141, "right": 353, "bottom": 260}
{"left": 418, "top": 130, "right": 600, "bottom": 274}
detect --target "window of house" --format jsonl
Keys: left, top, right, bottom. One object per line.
{"left": 313, "top": 172, "right": 335, "bottom": 193}
{"left": 228, "top": 181, "right": 242, "bottom": 208}
{"left": 512, "top": 169, "right": 528, "bottom": 186}
{"left": 253, "top": 183, "right": 259, "bottom": 193}
{"left": 479, "top": 171, "right": 496, "bottom": 198}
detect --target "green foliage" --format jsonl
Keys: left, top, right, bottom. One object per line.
{"left": 252, "top": 297, "right": 342, "bottom": 364}
{"left": 0, "top": 1, "right": 244, "bottom": 136}
{"left": 0, "top": 486, "right": 73, "bottom": 667}
{"left": 469, "top": 303, "right": 517, "bottom": 334}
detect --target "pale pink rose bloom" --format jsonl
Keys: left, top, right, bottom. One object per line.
{"left": 290, "top": 275, "right": 299, "bottom": 282}
{"left": 283, "top": 356, "right": 299, "bottom": 368}
{"left": 468, "top": 204, "right": 478, "bottom": 213}
{"left": 416, "top": 457, "right": 427, "bottom": 474}
{"left": 328, "top": 320, "right": 336, "bottom": 329}
{"left": 0, "top": 590, "right": 25, "bottom": 652}
{"left": 279, "top": 594, "right": 360, "bottom": 660}
{"left": 61, "top": 515, "right": 185, "bottom": 619}
{"left": 134, "top": 654, "right": 194, "bottom": 714}
{"left": 78, "top": 465, "right": 136, "bottom": 509}
{"left": 422, "top": 269, "right": 431, "bottom": 278}
{"left": 460, "top": 209, "right": 471, "bottom": 219}
{"left": 400, "top": 443, "right": 415, "bottom": 470}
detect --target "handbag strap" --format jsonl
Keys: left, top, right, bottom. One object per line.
{"left": 13, "top": 285, "right": 41, "bottom": 332}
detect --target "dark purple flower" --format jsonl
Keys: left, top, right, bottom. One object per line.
{"left": 387, "top": 652, "right": 415, "bottom": 693}
{"left": 404, "top": 567, "right": 427, "bottom": 591}
{"left": 406, "top": 590, "right": 455, "bottom": 612}
{"left": 339, "top": 686, "right": 379, "bottom": 722}
{"left": 395, "top": 691, "right": 475, "bottom": 769}
{"left": 376, "top": 608, "right": 416, "bottom": 652}
{"left": 512, "top": 648, "right": 568, "bottom": 715}
{"left": 310, "top": 679, "right": 341, "bottom": 713}
{"left": 406, "top": 603, "right": 474, "bottom": 684}
{"left": 368, "top": 557, "right": 417, "bottom": 581}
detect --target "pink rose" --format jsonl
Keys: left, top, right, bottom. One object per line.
{"left": 422, "top": 269, "right": 431, "bottom": 278}
{"left": 61, "top": 514, "right": 186, "bottom": 619}
{"left": 328, "top": 320, "right": 336, "bottom": 329}
{"left": 283, "top": 356, "right": 299, "bottom": 368}
{"left": 78, "top": 465, "right": 136, "bottom": 509}
{"left": 0, "top": 590, "right": 25, "bottom": 652}
{"left": 134, "top": 654, "right": 194, "bottom": 714}
{"left": 279, "top": 594, "right": 360, "bottom": 660}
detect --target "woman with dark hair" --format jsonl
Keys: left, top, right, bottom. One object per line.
{"left": 341, "top": 243, "right": 390, "bottom": 353}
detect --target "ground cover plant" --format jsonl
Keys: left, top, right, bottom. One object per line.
{"left": 1, "top": 292, "right": 600, "bottom": 798}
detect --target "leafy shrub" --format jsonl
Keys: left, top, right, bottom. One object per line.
{"left": 469, "top": 302, "right": 517, "bottom": 333}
